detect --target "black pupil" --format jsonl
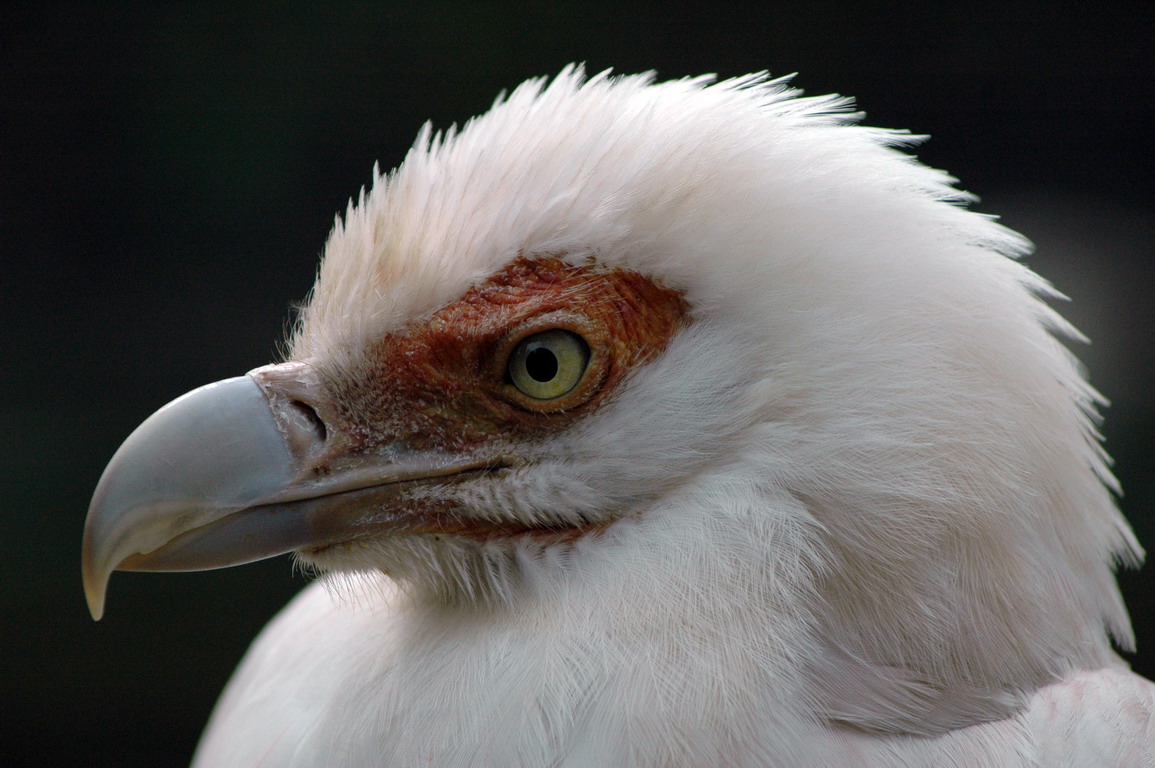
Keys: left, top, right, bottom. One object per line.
{"left": 525, "top": 346, "right": 559, "bottom": 382}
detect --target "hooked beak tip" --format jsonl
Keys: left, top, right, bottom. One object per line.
{"left": 80, "top": 374, "right": 290, "bottom": 621}
{"left": 82, "top": 555, "right": 109, "bottom": 621}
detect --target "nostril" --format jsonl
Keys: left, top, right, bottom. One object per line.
{"left": 289, "top": 400, "right": 328, "bottom": 444}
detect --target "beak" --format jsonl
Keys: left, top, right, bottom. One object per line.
{"left": 81, "top": 362, "right": 480, "bottom": 620}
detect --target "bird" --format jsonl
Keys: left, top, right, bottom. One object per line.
{"left": 82, "top": 66, "right": 1154, "bottom": 767}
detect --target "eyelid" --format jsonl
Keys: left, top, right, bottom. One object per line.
{"left": 504, "top": 311, "right": 596, "bottom": 345}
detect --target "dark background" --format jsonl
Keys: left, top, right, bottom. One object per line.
{"left": 4, "top": 3, "right": 1152, "bottom": 765}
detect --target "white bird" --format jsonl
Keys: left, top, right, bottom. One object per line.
{"left": 83, "top": 67, "right": 1155, "bottom": 767}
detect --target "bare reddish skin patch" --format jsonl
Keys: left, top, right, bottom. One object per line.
{"left": 280, "top": 256, "right": 688, "bottom": 545}
{"left": 330, "top": 256, "right": 688, "bottom": 456}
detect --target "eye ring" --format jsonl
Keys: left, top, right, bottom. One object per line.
{"left": 507, "top": 329, "right": 590, "bottom": 401}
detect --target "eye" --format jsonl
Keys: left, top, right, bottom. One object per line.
{"left": 508, "top": 329, "right": 590, "bottom": 400}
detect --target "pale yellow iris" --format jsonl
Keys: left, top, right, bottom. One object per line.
{"left": 508, "top": 330, "right": 590, "bottom": 400}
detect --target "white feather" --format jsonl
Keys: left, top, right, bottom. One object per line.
{"left": 197, "top": 66, "right": 1151, "bottom": 766}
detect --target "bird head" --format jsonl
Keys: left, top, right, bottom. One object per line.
{"left": 83, "top": 67, "right": 1142, "bottom": 733}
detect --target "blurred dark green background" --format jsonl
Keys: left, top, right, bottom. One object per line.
{"left": 3, "top": 2, "right": 1152, "bottom": 765}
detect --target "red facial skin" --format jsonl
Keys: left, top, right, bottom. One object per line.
{"left": 258, "top": 256, "right": 689, "bottom": 545}
{"left": 329, "top": 256, "right": 689, "bottom": 456}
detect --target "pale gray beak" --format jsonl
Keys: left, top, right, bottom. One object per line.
{"left": 82, "top": 362, "right": 481, "bottom": 620}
